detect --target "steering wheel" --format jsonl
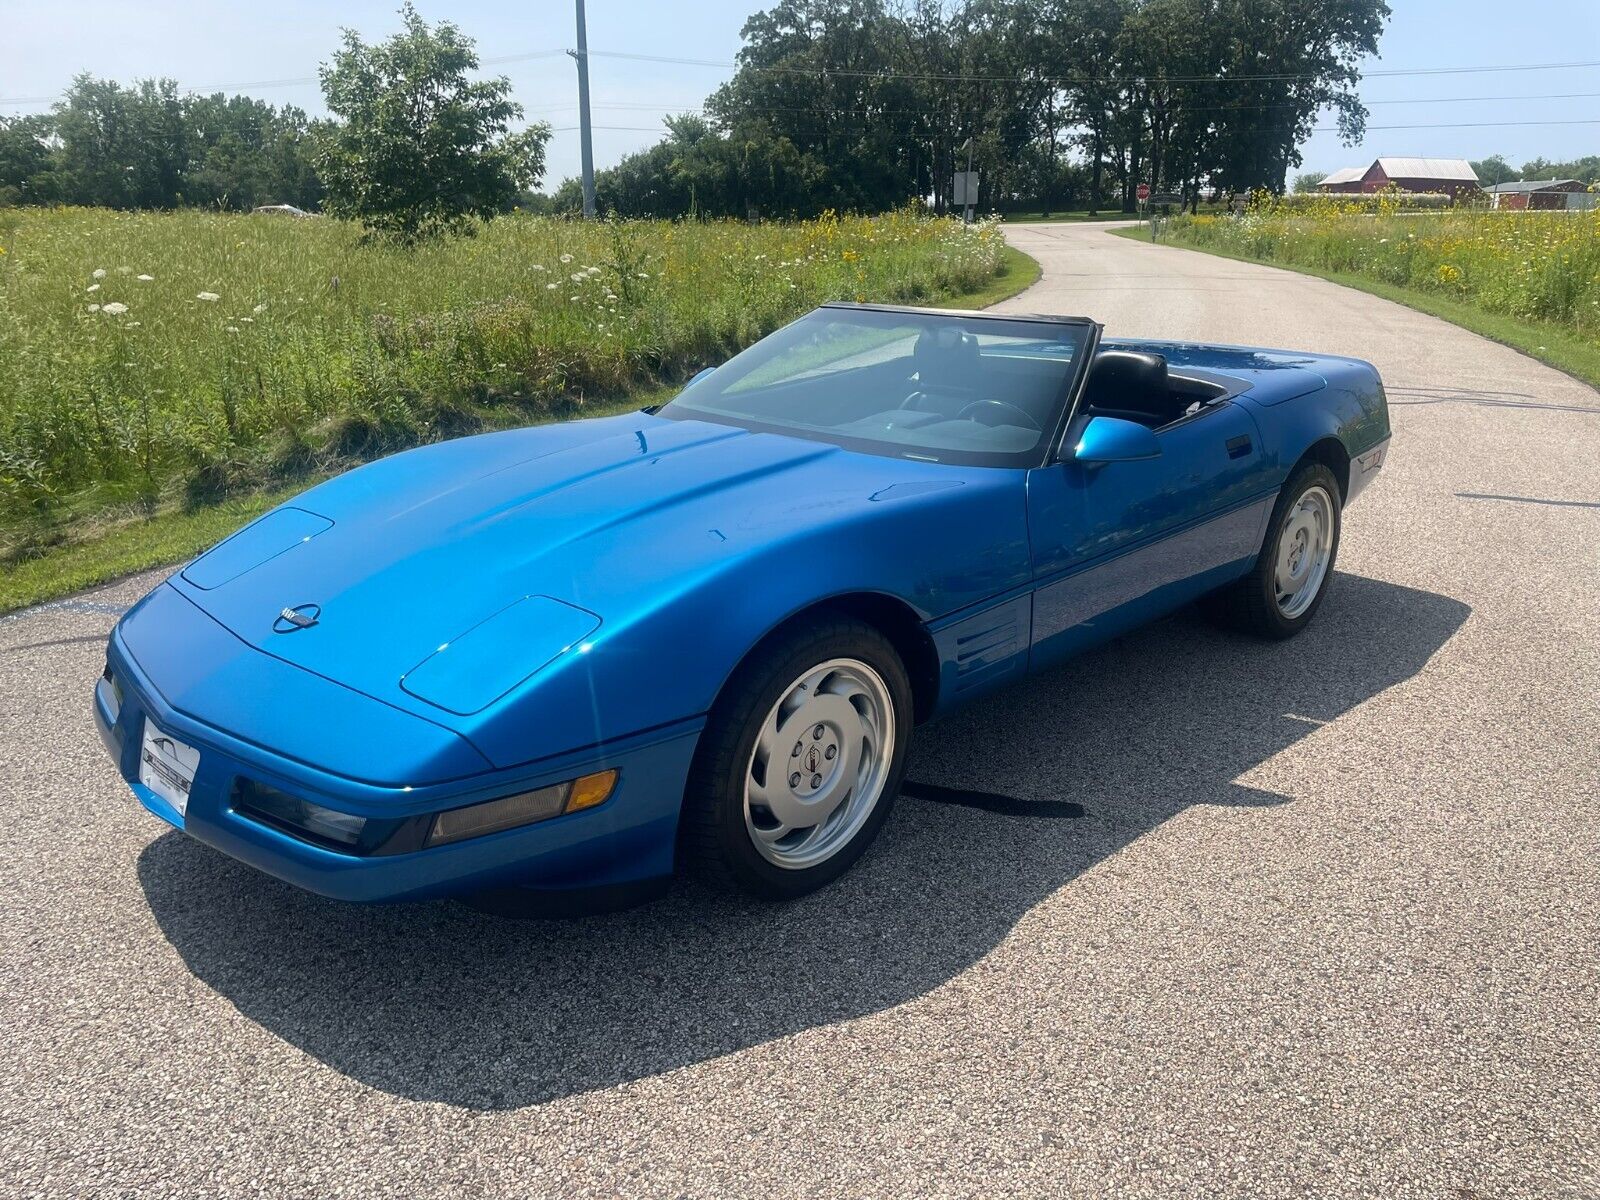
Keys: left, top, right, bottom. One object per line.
{"left": 957, "top": 399, "right": 1041, "bottom": 431}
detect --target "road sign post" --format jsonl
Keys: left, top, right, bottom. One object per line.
{"left": 952, "top": 171, "right": 980, "bottom": 225}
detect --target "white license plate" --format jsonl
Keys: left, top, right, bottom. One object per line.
{"left": 139, "top": 720, "right": 200, "bottom": 817}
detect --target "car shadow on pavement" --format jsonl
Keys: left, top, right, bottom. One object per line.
{"left": 138, "top": 572, "right": 1468, "bottom": 1111}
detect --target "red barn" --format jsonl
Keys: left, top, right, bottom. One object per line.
{"left": 1316, "top": 166, "right": 1366, "bottom": 193}
{"left": 1319, "top": 158, "right": 1481, "bottom": 199}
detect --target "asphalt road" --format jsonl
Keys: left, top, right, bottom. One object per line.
{"left": 3, "top": 223, "right": 1597, "bottom": 1199}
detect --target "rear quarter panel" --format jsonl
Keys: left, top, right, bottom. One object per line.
{"left": 1230, "top": 355, "right": 1390, "bottom": 500}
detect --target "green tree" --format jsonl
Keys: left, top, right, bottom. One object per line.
{"left": 1470, "top": 155, "right": 1518, "bottom": 186}
{"left": 184, "top": 96, "right": 325, "bottom": 210}
{"left": 6, "top": 77, "right": 324, "bottom": 212}
{"left": 316, "top": 3, "right": 550, "bottom": 241}
{"left": 1519, "top": 155, "right": 1600, "bottom": 183}
{"left": 52, "top": 76, "right": 190, "bottom": 208}
{"left": 0, "top": 115, "right": 63, "bottom": 205}
{"left": 1201, "top": 0, "right": 1386, "bottom": 195}
{"left": 1293, "top": 171, "right": 1328, "bottom": 193}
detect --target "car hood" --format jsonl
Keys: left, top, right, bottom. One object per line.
{"left": 168, "top": 411, "right": 988, "bottom": 726}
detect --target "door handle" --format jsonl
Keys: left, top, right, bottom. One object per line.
{"left": 1226, "top": 435, "right": 1253, "bottom": 459}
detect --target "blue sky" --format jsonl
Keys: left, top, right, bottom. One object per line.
{"left": 2, "top": 0, "right": 1596, "bottom": 188}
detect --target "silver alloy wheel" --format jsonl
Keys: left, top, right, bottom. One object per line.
{"left": 1274, "top": 484, "right": 1336, "bottom": 618}
{"left": 744, "top": 657, "right": 895, "bottom": 870}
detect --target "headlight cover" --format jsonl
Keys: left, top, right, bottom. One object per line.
{"left": 233, "top": 779, "right": 367, "bottom": 847}
{"left": 400, "top": 595, "right": 602, "bottom": 716}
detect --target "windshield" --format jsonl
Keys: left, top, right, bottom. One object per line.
{"left": 658, "top": 306, "right": 1092, "bottom": 467}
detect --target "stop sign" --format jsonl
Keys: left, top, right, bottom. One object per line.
{"left": 1137, "top": 183, "right": 1151, "bottom": 201}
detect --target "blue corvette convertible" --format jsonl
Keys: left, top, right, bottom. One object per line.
{"left": 96, "top": 303, "right": 1389, "bottom": 904}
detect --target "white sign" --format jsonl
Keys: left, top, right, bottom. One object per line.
{"left": 952, "top": 171, "right": 980, "bottom": 207}
{"left": 140, "top": 719, "right": 199, "bottom": 818}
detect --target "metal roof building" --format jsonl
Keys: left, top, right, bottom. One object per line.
{"left": 1318, "top": 158, "right": 1481, "bottom": 197}
{"left": 1485, "top": 179, "right": 1595, "bottom": 210}
{"left": 1317, "top": 166, "right": 1366, "bottom": 188}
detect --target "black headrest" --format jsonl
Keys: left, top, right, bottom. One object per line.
{"left": 913, "top": 327, "right": 980, "bottom": 379}
{"left": 1083, "top": 350, "right": 1170, "bottom": 420}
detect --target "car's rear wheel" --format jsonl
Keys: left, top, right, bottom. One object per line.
{"left": 680, "top": 616, "right": 912, "bottom": 899}
{"left": 1204, "top": 462, "right": 1342, "bottom": 639}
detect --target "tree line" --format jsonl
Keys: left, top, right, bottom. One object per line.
{"left": 1469, "top": 154, "right": 1600, "bottom": 186}
{"left": 3, "top": 0, "right": 1391, "bottom": 224}
{"left": 0, "top": 79, "right": 325, "bottom": 211}
{"left": 545, "top": 0, "right": 1389, "bottom": 218}
{"left": 0, "top": 5, "right": 546, "bottom": 241}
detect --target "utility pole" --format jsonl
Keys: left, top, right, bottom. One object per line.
{"left": 961, "top": 136, "right": 975, "bottom": 226}
{"left": 569, "top": 0, "right": 597, "bottom": 218}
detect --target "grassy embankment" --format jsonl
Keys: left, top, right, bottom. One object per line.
{"left": 1113, "top": 198, "right": 1600, "bottom": 387}
{"left": 0, "top": 209, "right": 1038, "bottom": 613}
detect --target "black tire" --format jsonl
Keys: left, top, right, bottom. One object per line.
{"left": 1203, "top": 462, "right": 1342, "bottom": 640}
{"left": 679, "top": 615, "right": 913, "bottom": 900}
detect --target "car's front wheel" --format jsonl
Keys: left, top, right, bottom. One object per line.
{"left": 680, "top": 616, "right": 912, "bottom": 899}
{"left": 1204, "top": 461, "right": 1343, "bottom": 639}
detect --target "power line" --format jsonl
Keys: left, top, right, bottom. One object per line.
{"left": 533, "top": 90, "right": 1600, "bottom": 122}
{"left": 530, "top": 89, "right": 1600, "bottom": 115}
{"left": 0, "top": 49, "right": 567, "bottom": 107}
{"left": 546, "top": 117, "right": 1600, "bottom": 138}
{"left": 584, "top": 49, "right": 1600, "bottom": 86}
{"left": 6, "top": 51, "right": 1600, "bottom": 108}
{"left": 1323, "top": 118, "right": 1600, "bottom": 132}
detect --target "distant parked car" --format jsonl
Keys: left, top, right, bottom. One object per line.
{"left": 251, "top": 204, "right": 314, "bottom": 217}
{"left": 96, "top": 304, "right": 1390, "bottom": 907}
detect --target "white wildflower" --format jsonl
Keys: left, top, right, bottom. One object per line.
{"left": 86, "top": 303, "right": 101, "bottom": 313}
{"left": 559, "top": 253, "right": 573, "bottom": 263}
{"left": 137, "top": 274, "right": 154, "bottom": 282}
{"left": 530, "top": 264, "right": 546, "bottom": 271}
{"left": 239, "top": 317, "right": 254, "bottom": 323}
{"left": 86, "top": 283, "right": 100, "bottom": 293}
{"left": 637, "top": 272, "right": 650, "bottom": 279}
{"left": 570, "top": 272, "right": 585, "bottom": 282}
{"left": 92, "top": 268, "right": 106, "bottom": 279}
{"left": 197, "top": 291, "right": 220, "bottom": 302}
{"left": 226, "top": 325, "right": 239, "bottom": 333}
{"left": 102, "top": 302, "right": 128, "bottom": 315}
{"left": 252, "top": 302, "right": 268, "bottom": 315}
{"left": 545, "top": 282, "right": 558, "bottom": 290}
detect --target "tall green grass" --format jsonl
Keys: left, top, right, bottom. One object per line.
{"left": 1167, "top": 198, "right": 1600, "bottom": 342}
{"left": 0, "top": 207, "right": 1004, "bottom": 555}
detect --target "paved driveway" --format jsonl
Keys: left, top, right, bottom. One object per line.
{"left": 3, "top": 223, "right": 1596, "bottom": 1198}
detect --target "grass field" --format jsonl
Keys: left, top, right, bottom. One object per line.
{"left": 1137, "top": 199, "right": 1600, "bottom": 387}
{"left": 0, "top": 208, "right": 1034, "bottom": 613}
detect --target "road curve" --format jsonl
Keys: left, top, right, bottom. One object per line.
{"left": 2, "top": 224, "right": 1596, "bottom": 1198}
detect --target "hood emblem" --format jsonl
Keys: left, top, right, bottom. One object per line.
{"left": 274, "top": 603, "right": 321, "bottom": 633}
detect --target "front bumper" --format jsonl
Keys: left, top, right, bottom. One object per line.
{"left": 96, "top": 631, "right": 702, "bottom": 903}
